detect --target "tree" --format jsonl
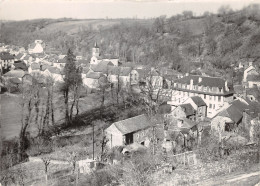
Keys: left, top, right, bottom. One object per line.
{"left": 182, "top": 11, "right": 193, "bottom": 19}
{"left": 41, "top": 157, "right": 51, "bottom": 186}
{"left": 61, "top": 49, "right": 82, "bottom": 125}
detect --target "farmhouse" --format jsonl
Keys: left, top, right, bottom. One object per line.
{"left": 105, "top": 114, "right": 153, "bottom": 148}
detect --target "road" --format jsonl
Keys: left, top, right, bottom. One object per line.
{"left": 197, "top": 170, "right": 260, "bottom": 186}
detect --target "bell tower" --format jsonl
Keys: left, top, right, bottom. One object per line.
{"left": 92, "top": 42, "right": 100, "bottom": 57}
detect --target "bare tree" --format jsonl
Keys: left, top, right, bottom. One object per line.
{"left": 41, "top": 157, "right": 51, "bottom": 186}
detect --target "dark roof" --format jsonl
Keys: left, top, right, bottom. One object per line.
{"left": 113, "top": 114, "right": 152, "bottom": 135}
{"left": 179, "top": 103, "right": 196, "bottom": 116}
{"left": 14, "top": 62, "right": 28, "bottom": 71}
{"left": 246, "top": 87, "right": 260, "bottom": 102}
{"left": 218, "top": 105, "right": 243, "bottom": 123}
{"left": 15, "top": 53, "right": 24, "bottom": 60}
{"left": 91, "top": 61, "right": 114, "bottom": 73}
{"left": 180, "top": 118, "right": 197, "bottom": 130}
{"left": 247, "top": 75, "right": 260, "bottom": 82}
{"left": 230, "top": 99, "right": 249, "bottom": 113}
{"left": 175, "top": 75, "right": 226, "bottom": 88}
{"left": 158, "top": 102, "right": 172, "bottom": 114}
{"left": 233, "top": 85, "right": 244, "bottom": 94}
{"left": 0, "top": 52, "right": 14, "bottom": 60}
{"left": 190, "top": 96, "right": 207, "bottom": 107}
{"left": 94, "top": 42, "right": 99, "bottom": 48}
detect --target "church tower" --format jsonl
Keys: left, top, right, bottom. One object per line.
{"left": 92, "top": 42, "right": 100, "bottom": 57}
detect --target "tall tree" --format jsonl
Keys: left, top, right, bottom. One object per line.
{"left": 62, "top": 49, "right": 82, "bottom": 125}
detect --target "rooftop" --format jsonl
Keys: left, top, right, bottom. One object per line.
{"left": 190, "top": 96, "right": 207, "bottom": 107}
{"left": 112, "top": 114, "right": 152, "bottom": 135}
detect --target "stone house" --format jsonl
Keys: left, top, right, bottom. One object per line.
{"left": 105, "top": 114, "right": 153, "bottom": 148}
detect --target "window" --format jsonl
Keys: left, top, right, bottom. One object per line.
{"left": 213, "top": 104, "right": 215, "bottom": 109}
{"left": 209, "top": 104, "right": 212, "bottom": 108}
{"left": 179, "top": 91, "right": 181, "bottom": 95}
{"left": 214, "top": 96, "right": 216, "bottom": 101}
{"left": 218, "top": 96, "right": 221, "bottom": 102}
{"left": 209, "top": 96, "right": 212, "bottom": 100}
{"left": 204, "top": 94, "right": 206, "bottom": 99}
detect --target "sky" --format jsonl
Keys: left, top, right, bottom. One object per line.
{"left": 0, "top": 0, "right": 259, "bottom": 20}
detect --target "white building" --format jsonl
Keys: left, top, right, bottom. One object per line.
{"left": 28, "top": 40, "right": 45, "bottom": 54}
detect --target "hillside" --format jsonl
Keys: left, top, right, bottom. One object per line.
{"left": 1, "top": 4, "right": 260, "bottom": 76}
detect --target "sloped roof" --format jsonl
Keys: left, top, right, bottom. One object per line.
{"left": 9, "top": 77, "right": 22, "bottom": 84}
{"left": 247, "top": 75, "right": 260, "bottom": 82}
{"left": 23, "top": 55, "right": 30, "bottom": 60}
{"left": 86, "top": 72, "right": 102, "bottom": 79}
{"left": 0, "top": 52, "right": 14, "bottom": 60}
{"left": 119, "top": 67, "right": 132, "bottom": 76}
{"left": 175, "top": 75, "right": 226, "bottom": 88}
{"left": 190, "top": 96, "right": 207, "bottom": 107}
{"left": 180, "top": 118, "right": 197, "bottom": 130}
{"left": 15, "top": 53, "right": 24, "bottom": 60}
{"left": 14, "top": 62, "right": 28, "bottom": 71}
{"left": 230, "top": 99, "right": 249, "bottom": 113}
{"left": 4, "top": 70, "right": 25, "bottom": 78}
{"left": 31, "top": 63, "right": 40, "bottom": 70}
{"left": 218, "top": 105, "right": 243, "bottom": 123}
{"left": 48, "top": 66, "right": 61, "bottom": 74}
{"left": 91, "top": 61, "right": 114, "bottom": 73}
{"left": 179, "top": 103, "right": 196, "bottom": 116}
{"left": 246, "top": 87, "right": 260, "bottom": 102}
{"left": 233, "top": 85, "right": 244, "bottom": 94}
{"left": 158, "top": 102, "right": 172, "bottom": 114}
{"left": 112, "top": 114, "right": 152, "bottom": 135}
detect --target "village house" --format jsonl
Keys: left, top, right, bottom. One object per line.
{"left": 0, "top": 52, "right": 15, "bottom": 74}
{"left": 172, "top": 103, "right": 196, "bottom": 121}
{"left": 246, "top": 87, "right": 260, "bottom": 102}
{"left": 183, "top": 96, "right": 207, "bottom": 121}
{"left": 243, "top": 62, "right": 260, "bottom": 88}
{"left": 211, "top": 104, "right": 243, "bottom": 133}
{"left": 28, "top": 40, "right": 45, "bottom": 54}
{"left": 83, "top": 72, "right": 103, "bottom": 89}
{"left": 170, "top": 75, "right": 234, "bottom": 118}
{"left": 105, "top": 114, "right": 153, "bottom": 148}
{"left": 89, "top": 60, "right": 114, "bottom": 74}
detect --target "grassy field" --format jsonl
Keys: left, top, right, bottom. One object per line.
{"left": 0, "top": 92, "right": 104, "bottom": 140}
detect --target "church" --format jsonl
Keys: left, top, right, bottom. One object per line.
{"left": 90, "top": 42, "right": 119, "bottom": 66}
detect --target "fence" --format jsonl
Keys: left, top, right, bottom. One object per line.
{"left": 167, "top": 151, "right": 198, "bottom": 166}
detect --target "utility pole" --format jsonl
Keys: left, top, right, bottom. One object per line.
{"left": 93, "top": 123, "right": 95, "bottom": 160}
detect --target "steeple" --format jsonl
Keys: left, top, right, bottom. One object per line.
{"left": 92, "top": 42, "right": 100, "bottom": 57}
{"left": 94, "top": 41, "right": 98, "bottom": 48}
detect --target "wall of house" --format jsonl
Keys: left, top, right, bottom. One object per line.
{"left": 133, "top": 128, "right": 151, "bottom": 146}
{"left": 171, "top": 89, "right": 226, "bottom": 118}
{"left": 83, "top": 78, "right": 99, "bottom": 89}
{"left": 248, "top": 81, "right": 260, "bottom": 88}
{"left": 172, "top": 106, "right": 187, "bottom": 118}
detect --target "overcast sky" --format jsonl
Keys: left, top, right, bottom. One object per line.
{"left": 0, "top": 0, "right": 259, "bottom": 20}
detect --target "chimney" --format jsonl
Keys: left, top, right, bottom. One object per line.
{"left": 190, "top": 79, "right": 193, "bottom": 90}
{"left": 249, "top": 62, "right": 253, "bottom": 66}
{"left": 198, "top": 77, "right": 202, "bottom": 83}
{"left": 225, "top": 81, "right": 229, "bottom": 91}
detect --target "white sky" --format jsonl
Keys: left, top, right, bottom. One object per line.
{"left": 0, "top": 0, "right": 259, "bottom": 20}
